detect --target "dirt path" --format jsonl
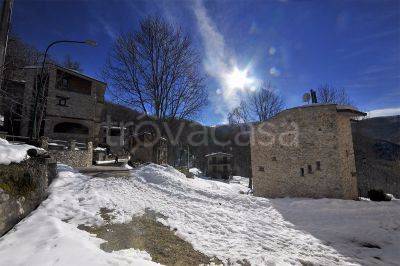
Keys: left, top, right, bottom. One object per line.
{"left": 78, "top": 208, "right": 222, "bottom": 266}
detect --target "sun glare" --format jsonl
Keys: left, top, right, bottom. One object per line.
{"left": 224, "top": 67, "right": 254, "bottom": 91}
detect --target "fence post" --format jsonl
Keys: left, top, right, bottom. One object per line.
{"left": 39, "top": 136, "right": 49, "bottom": 150}
{"left": 69, "top": 140, "right": 76, "bottom": 151}
{"left": 87, "top": 141, "right": 93, "bottom": 167}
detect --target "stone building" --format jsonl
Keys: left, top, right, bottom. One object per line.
{"left": 1, "top": 64, "right": 106, "bottom": 143}
{"left": 250, "top": 104, "right": 366, "bottom": 199}
{"left": 99, "top": 123, "right": 128, "bottom": 154}
{"left": 205, "top": 152, "right": 233, "bottom": 179}
{"left": 129, "top": 132, "right": 168, "bottom": 164}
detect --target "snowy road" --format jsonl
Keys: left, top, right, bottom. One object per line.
{"left": 0, "top": 164, "right": 399, "bottom": 265}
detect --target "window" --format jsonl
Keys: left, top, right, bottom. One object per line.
{"left": 57, "top": 70, "right": 92, "bottom": 95}
{"left": 316, "top": 161, "right": 321, "bottom": 170}
{"left": 109, "top": 128, "right": 121, "bottom": 136}
{"left": 212, "top": 166, "right": 217, "bottom": 172}
{"left": 259, "top": 166, "right": 264, "bottom": 172}
{"left": 272, "top": 156, "right": 277, "bottom": 161}
{"left": 56, "top": 96, "right": 69, "bottom": 107}
{"left": 212, "top": 157, "right": 217, "bottom": 164}
{"left": 54, "top": 122, "right": 89, "bottom": 135}
{"left": 223, "top": 165, "right": 228, "bottom": 171}
{"left": 307, "top": 165, "right": 313, "bottom": 174}
{"left": 300, "top": 168, "right": 304, "bottom": 176}
{"left": 222, "top": 156, "right": 227, "bottom": 163}
{"left": 62, "top": 78, "right": 69, "bottom": 88}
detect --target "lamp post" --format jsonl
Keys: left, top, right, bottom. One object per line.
{"left": 30, "top": 39, "right": 97, "bottom": 140}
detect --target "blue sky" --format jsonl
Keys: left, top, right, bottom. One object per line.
{"left": 10, "top": 0, "right": 400, "bottom": 125}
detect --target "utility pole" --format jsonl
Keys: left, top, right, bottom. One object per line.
{"left": 187, "top": 145, "right": 190, "bottom": 169}
{"left": 0, "top": 0, "right": 13, "bottom": 73}
{"left": 0, "top": 0, "right": 13, "bottom": 110}
{"left": 29, "top": 39, "right": 97, "bottom": 139}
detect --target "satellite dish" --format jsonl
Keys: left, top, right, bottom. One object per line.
{"left": 302, "top": 93, "right": 311, "bottom": 104}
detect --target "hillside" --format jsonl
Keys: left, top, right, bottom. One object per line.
{"left": 101, "top": 103, "right": 252, "bottom": 177}
{"left": 352, "top": 116, "right": 400, "bottom": 197}
{"left": 354, "top": 116, "right": 400, "bottom": 144}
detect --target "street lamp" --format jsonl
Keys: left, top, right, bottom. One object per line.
{"left": 30, "top": 39, "right": 97, "bottom": 140}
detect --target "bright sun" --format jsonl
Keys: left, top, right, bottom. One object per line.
{"left": 224, "top": 67, "right": 254, "bottom": 91}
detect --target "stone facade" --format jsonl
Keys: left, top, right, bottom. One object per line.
{"left": 0, "top": 157, "right": 57, "bottom": 236}
{"left": 3, "top": 64, "right": 106, "bottom": 144}
{"left": 250, "top": 104, "right": 365, "bottom": 199}
{"left": 41, "top": 138, "right": 93, "bottom": 168}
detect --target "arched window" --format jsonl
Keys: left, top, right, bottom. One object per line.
{"left": 54, "top": 122, "right": 89, "bottom": 135}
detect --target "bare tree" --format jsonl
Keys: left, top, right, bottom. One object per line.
{"left": 227, "top": 101, "right": 250, "bottom": 124}
{"left": 2, "top": 35, "right": 42, "bottom": 79}
{"left": 228, "top": 83, "right": 284, "bottom": 124}
{"left": 317, "top": 84, "right": 352, "bottom": 105}
{"left": 0, "top": 36, "right": 43, "bottom": 132}
{"left": 103, "top": 17, "right": 207, "bottom": 120}
{"left": 249, "top": 83, "right": 284, "bottom": 121}
{"left": 63, "top": 54, "right": 82, "bottom": 72}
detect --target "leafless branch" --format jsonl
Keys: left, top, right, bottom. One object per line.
{"left": 103, "top": 16, "right": 207, "bottom": 120}
{"left": 227, "top": 82, "right": 284, "bottom": 124}
{"left": 316, "top": 84, "right": 352, "bottom": 106}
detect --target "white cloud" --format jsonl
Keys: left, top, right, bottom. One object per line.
{"left": 192, "top": 0, "right": 260, "bottom": 120}
{"left": 268, "top": 46, "right": 276, "bottom": 56}
{"left": 367, "top": 107, "right": 400, "bottom": 118}
{"left": 269, "top": 67, "right": 281, "bottom": 77}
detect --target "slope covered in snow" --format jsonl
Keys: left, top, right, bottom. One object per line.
{"left": 0, "top": 164, "right": 399, "bottom": 265}
{"left": 0, "top": 138, "right": 39, "bottom": 165}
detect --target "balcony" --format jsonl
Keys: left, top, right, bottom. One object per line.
{"left": 208, "top": 159, "right": 231, "bottom": 165}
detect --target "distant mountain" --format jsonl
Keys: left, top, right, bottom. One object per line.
{"left": 354, "top": 115, "right": 400, "bottom": 144}
{"left": 352, "top": 116, "right": 400, "bottom": 197}
{"left": 101, "top": 102, "right": 252, "bottom": 177}
{"left": 102, "top": 102, "right": 142, "bottom": 122}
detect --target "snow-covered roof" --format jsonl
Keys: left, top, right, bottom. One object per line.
{"left": 205, "top": 152, "right": 233, "bottom": 157}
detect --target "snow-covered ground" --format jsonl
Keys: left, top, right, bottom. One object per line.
{"left": 0, "top": 138, "right": 39, "bottom": 165}
{"left": 0, "top": 164, "right": 399, "bottom": 265}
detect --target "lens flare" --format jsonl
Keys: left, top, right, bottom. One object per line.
{"left": 224, "top": 67, "right": 254, "bottom": 91}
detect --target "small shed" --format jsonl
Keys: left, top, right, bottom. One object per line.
{"left": 129, "top": 132, "right": 168, "bottom": 165}
{"left": 205, "top": 152, "right": 233, "bottom": 179}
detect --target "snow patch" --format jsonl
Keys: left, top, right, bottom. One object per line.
{"left": 189, "top": 167, "right": 202, "bottom": 176}
{"left": 1, "top": 163, "right": 399, "bottom": 265}
{"left": 0, "top": 138, "right": 40, "bottom": 165}
{"left": 0, "top": 164, "right": 157, "bottom": 266}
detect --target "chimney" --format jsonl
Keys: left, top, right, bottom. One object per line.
{"left": 310, "top": 89, "right": 318, "bottom": 104}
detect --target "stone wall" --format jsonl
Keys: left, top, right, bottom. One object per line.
{"left": 15, "top": 65, "right": 106, "bottom": 143}
{"left": 0, "top": 157, "right": 57, "bottom": 236}
{"left": 337, "top": 114, "right": 359, "bottom": 199}
{"left": 44, "top": 139, "right": 93, "bottom": 168}
{"left": 250, "top": 104, "right": 360, "bottom": 199}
